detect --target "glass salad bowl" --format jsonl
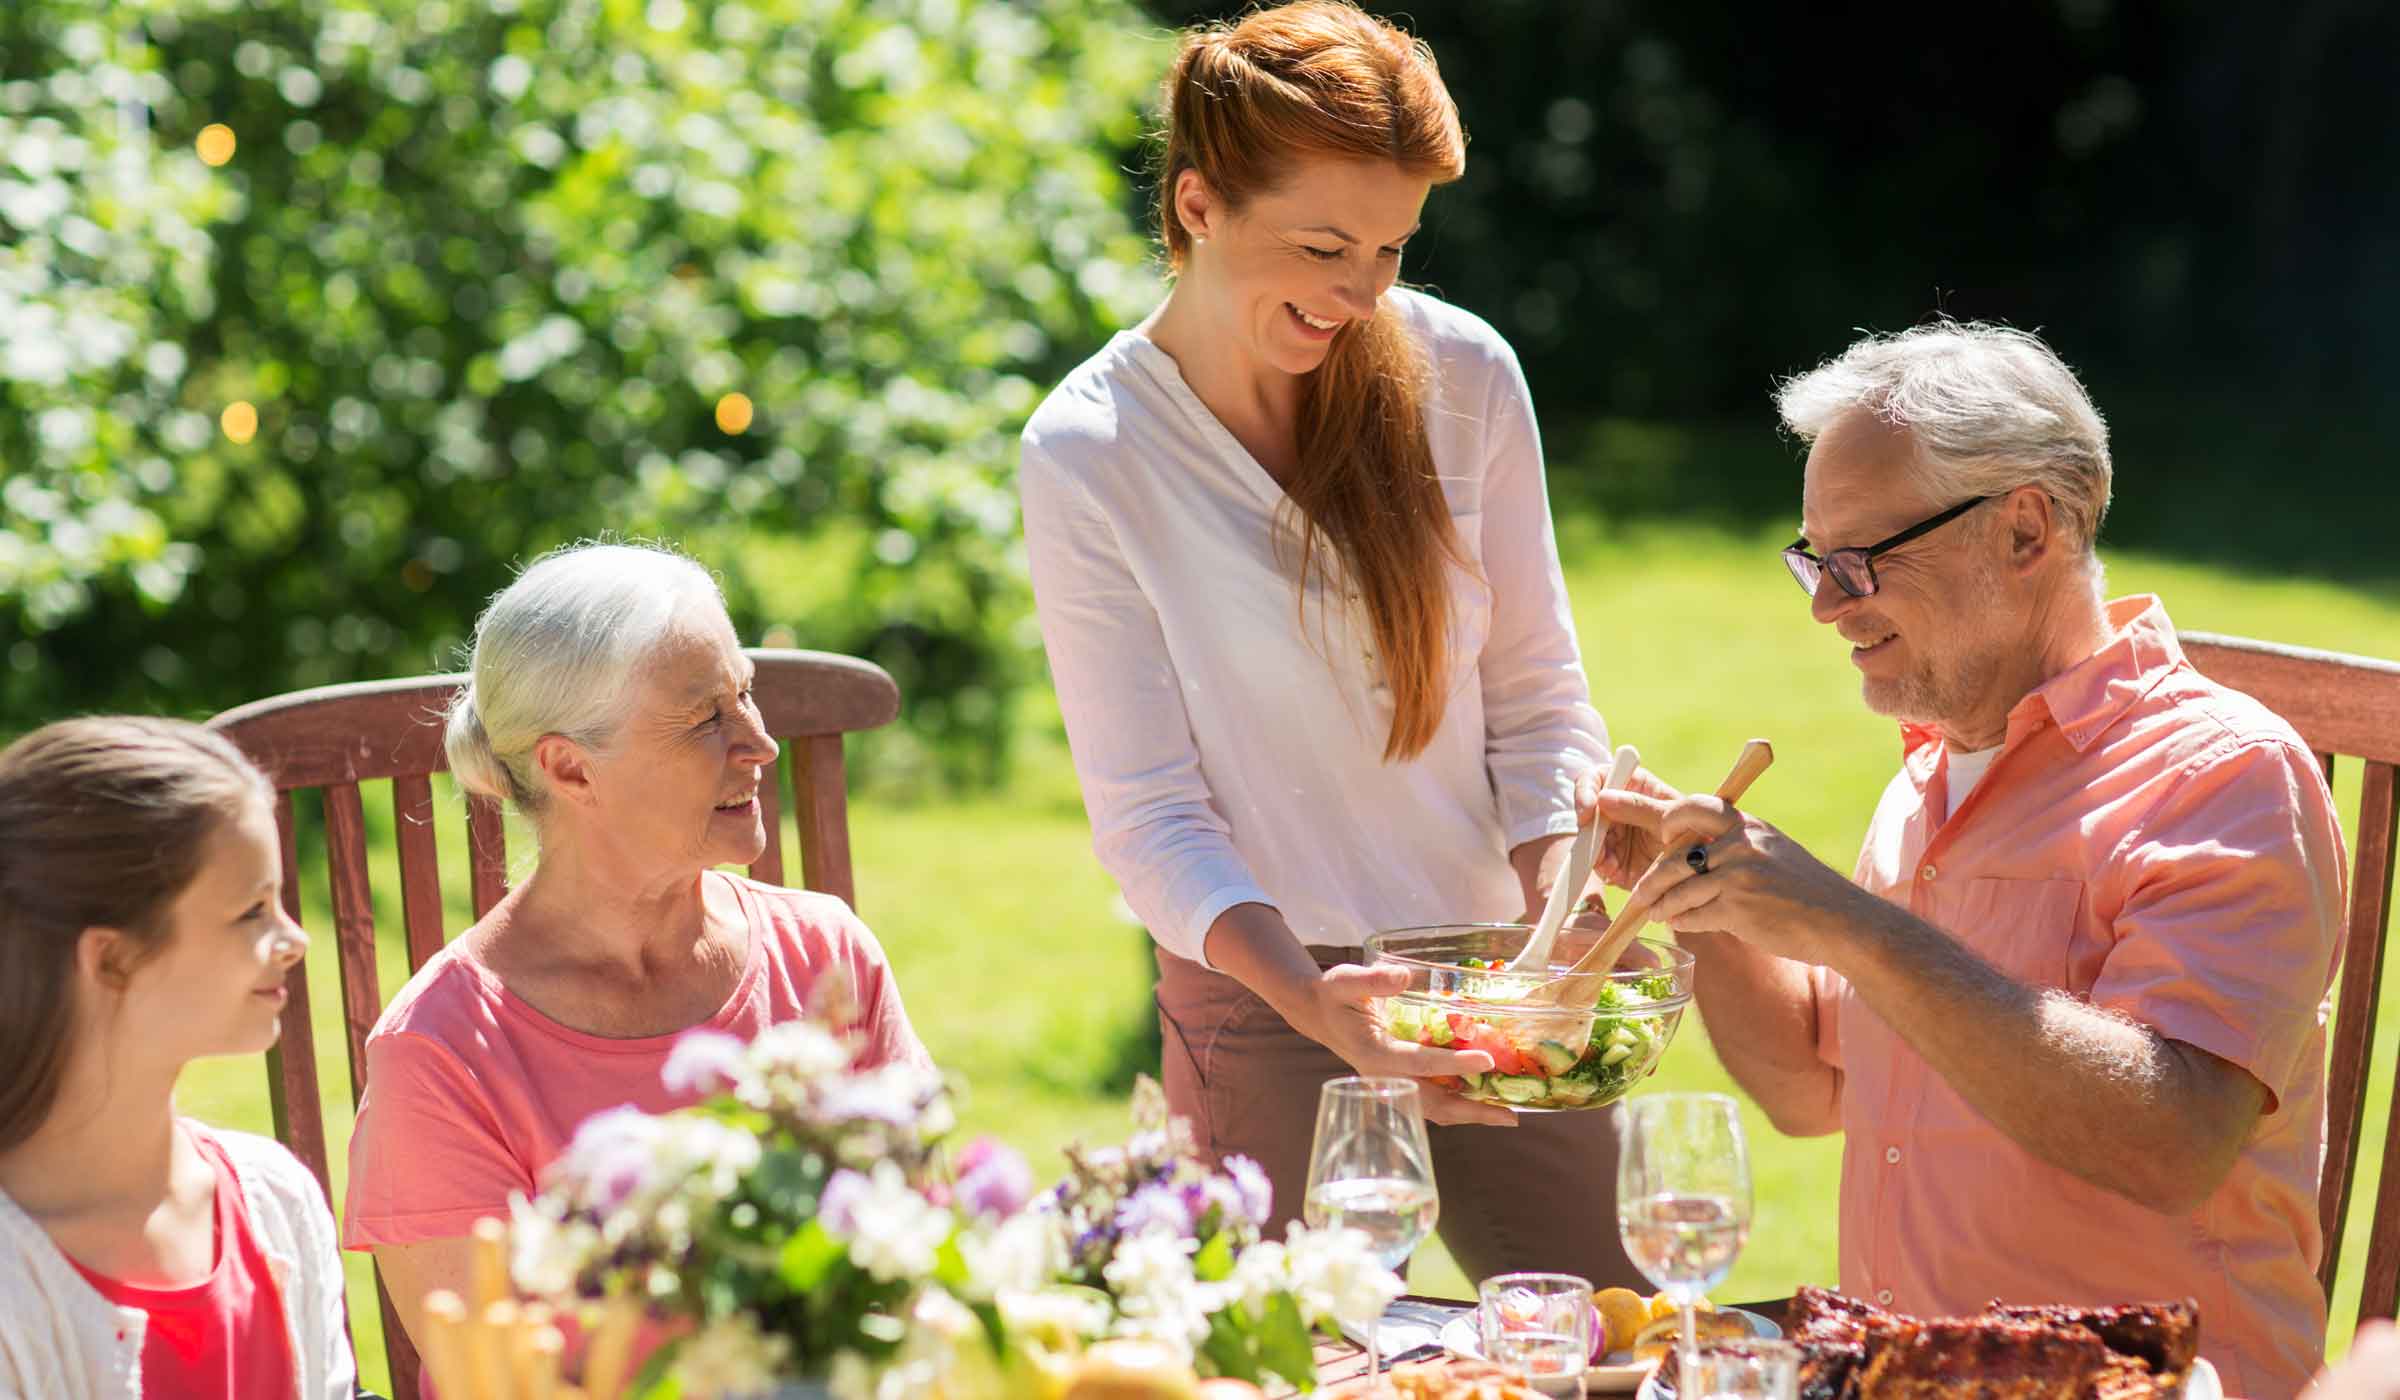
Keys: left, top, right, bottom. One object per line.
{"left": 1365, "top": 922, "right": 1696, "bottom": 1112}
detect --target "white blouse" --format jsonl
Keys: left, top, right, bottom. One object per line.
{"left": 1021, "top": 288, "right": 1608, "bottom": 967}
{"left": 0, "top": 1124, "right": 357, "bottom": 1400}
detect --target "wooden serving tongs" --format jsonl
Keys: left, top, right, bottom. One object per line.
{"left": 419, "top": 1217, "right": 641, "bottom": 1400}
{"left": 1521, "top": 738, "right": 1776, "bottom": 1033}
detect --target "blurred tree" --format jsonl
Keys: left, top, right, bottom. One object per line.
{"left": 1145, "top": 1, "right": 2400, "bottom": 422}
{"left": 2, "top": 0, "right": 1164, "bottom": 778}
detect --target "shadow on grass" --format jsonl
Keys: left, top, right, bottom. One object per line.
{"left": 1547, "top": 392, "right": 2400, "bottom": 600}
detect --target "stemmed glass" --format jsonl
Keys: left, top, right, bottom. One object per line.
{"left": 1616, "top": 1092, "right": 1753, "bottom": 1382}
{"left": 1304, "top": 1076, "right": 1440, "bottom": 1389}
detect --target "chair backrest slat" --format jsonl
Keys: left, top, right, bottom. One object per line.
{"left": 2180, "top": 632, "right": 2400, "bottom": 1330}
{"left": 265, "top": 790, "right": 333, "bottom": 1198}
{"left": 793, "top": 733, "right": 857, "bottom": 907}
{"left": 2367, "top": 1093, "right": 2400, "bottom": 1321}
{"left": 392, "top": 774, "right": 447, "bottom": 973}
{"left": 465, "top": 793, "right": 508, "bottom": 920}
{"left": 208, "top": 650, "right": 898, "bottom": 1400}
{"left": 321, "top": 782, "right": 385, "bottom": 1112}
{"left": 2321, "top": 759, "right": 2396, "bottom": 1293}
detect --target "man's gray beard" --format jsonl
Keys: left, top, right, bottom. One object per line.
{"left": 1861, "top": 623, "right": 2015, "bottom": 733}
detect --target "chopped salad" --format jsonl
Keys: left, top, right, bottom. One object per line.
{"left": 1385, "top": 960, "right": 1684, "bottom": 1111}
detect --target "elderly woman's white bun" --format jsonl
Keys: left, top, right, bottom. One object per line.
{"left": 446, "top": 541, "right": 722, "bottom": 817}
{"left": 442, "top": 686, "right": 523, "bottom": 807}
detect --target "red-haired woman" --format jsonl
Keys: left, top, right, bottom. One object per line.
{"left": 0, "top": 719, "right": 354, "bottom": 1397}
{"left": 1021, "top": 0, "right": 1638, "bottom": 1287}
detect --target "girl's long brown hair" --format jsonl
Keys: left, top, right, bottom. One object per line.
{"left": 1157, "top": 0, "right": 1470, "bottom": 761}
{"left": 0, "top": 717, "right": 271, "bottom": 1152}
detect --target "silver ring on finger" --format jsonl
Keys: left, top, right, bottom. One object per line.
{"left": 1685, "top": 843, "right": 1711, "bottom": 875}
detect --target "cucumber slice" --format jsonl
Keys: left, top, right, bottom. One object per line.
{"left": 1458, "top": 1072, "right": 1486, "bottom": 1095}
{"left": 1600, "top": 1042, "right": 1637, "bottom": 1067}
{"left": 1533, "top": 1040, "right": 1579, "bottom": 1076}
{"left": 1489, "top": 1074, "right": 1547, "bottom": 1104}
{"left": 1427, "top": 1017, "right": 1454, "bottom": 1048}
{"left": 1547, "top": 1079, "right": 1598, "bottom": 1106}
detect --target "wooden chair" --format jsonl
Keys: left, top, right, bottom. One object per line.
{"left": 206, "top": 649, "right": 899, "bottom": 1400}
{"left": 2180, "top": 632, "right": 2400, "bottom": 1328}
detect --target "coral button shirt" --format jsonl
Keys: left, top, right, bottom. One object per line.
{"left": 1810, "top": 596, "right": 2347, "bottom": 1400}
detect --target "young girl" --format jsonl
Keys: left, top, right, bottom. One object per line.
{"left": 0, "top": 717, "right": 355, "bottom": 1398}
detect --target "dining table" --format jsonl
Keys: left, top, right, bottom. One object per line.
{"left": 1296, "top": 1297, "right": 1794, "bottom": 1393}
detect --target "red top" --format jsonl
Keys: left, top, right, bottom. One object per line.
{"left": 70, "top": 1129, "right": 298, "bottom": 1399}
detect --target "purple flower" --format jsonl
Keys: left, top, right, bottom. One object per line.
{"left": 660, "top": 1030, "right": 747, "bottom": 1097}
{"left": 1115, "top": 1181, "right": 1196, "bottom": 1239}
{"left": 955, "top": 1138, "right": 1035, "bottom": 1220}
{"left": 819, "top": 1167, "right": 869, "bottom": 1237}
{"left": 1224, "top": 1154, "right": 1273, "bottom": 1226}
{"left": 557, "top": 1106, "right": 662, "bottom": 1212}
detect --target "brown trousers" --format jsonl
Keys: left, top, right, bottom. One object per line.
{"left": 1154, "top": 946, "right": 1645, "bottom": 1292}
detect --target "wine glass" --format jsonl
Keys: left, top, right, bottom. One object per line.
{"left": 1304, "top": 1076, "right": 1440, "bottom": 1389}
{"left": 1616, "top": 1092, "right": 1753, "bottom": 1383}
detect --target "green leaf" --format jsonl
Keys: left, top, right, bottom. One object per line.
{"left": 1255, "top": 1292, "right": 1319, "bottom": 1392}
{"left": 1192, "top": 1229, "right": 1237, "bottom": 1283}
{"left": 779, "top": 1220, "right": 844, "bottom": 1292}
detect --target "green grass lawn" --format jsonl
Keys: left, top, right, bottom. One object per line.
{"left": 179, "top": 516, "right": 2400, "bottom": 1394}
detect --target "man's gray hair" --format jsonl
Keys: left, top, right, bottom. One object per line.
{"left": 443, "top": 540, "right": 724, "bottom": 814}
{"left": 1775, "top": 321, "right": 2113, "bottom": 554}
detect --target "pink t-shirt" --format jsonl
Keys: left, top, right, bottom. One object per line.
{"left": 1810, "top": 597, "right": 2347, "bottom": 1400}
{"left": 343, "top": 874, "right": 931, "bottom": 1249}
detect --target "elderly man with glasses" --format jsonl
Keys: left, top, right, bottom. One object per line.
{"left": 1587, "top": 322, "right": 2346, "bottom": 1399}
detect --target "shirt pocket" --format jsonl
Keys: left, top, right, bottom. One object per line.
{"left": 1953, "top": 876, "right": 2084, "bottom": 991}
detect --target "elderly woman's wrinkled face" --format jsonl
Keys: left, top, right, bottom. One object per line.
{"left": 1800, "top": 410, "right": 2014, "bottom": 734}
{"left": 590, "top": 602, "right": 780, "bottom": 874}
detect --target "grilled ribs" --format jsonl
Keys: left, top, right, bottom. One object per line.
{"left": 1754, "top": 1290, "right": 2197, "bottom": 1400}
{"left": 1852, "top": 1319, "right": 2112, "bottom": 1400}
{"left": 1983, "top": 1300, "right": 2201, "bottom": 1390}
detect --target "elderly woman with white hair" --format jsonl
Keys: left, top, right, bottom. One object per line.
{"left": 343, "top": 541, "right": 930, "bottom": 1349}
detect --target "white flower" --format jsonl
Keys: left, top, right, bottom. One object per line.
{"left": 746, "top": 1018, "right": 851, "bottom": 1082}
{"left": 1225, "top": 1236, "right": 1291, "bottom": 1314}
{"left": 826, "top": 1292, "right": 1002, "bottom": 1400}
{"left": 507, "top": 1192, "right": 600, "bottom": 1298}
{"left": 671, "top": 1313, "right": 792, "bottom": 1399}
{"left": 820, "top": 1161, "right": 954, "bottom": 1283}
{"left": 959, "top": 1207, "right": 1067, "bottom": 1298}
{"left": 1101, "top": 1229, "right": 1210, "bottom": 1357}
{"left": 997, "top": 1286, "right": 1113, "bottom": 1350}
{"left": 1281, "top": 1221, "right": 1404, "bottom": 1332}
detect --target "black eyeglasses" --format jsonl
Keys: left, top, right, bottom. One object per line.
{"left": 1782, "top": 495, "right": 1999, "bottom": 599}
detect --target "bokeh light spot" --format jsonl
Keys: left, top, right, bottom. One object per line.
{"left": 715, "top": 392, "right": 754, "bottom": 434}
{"left": 196, "top": 123, "right": 237, "bottom": 166}
{"left": 221, "top": 400, "right": 258, "bottom": 444}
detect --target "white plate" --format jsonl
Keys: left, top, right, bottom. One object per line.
{"left": 1629, "top": 1351, "right": 2223, "bottom": 1400}
{"left": 1442, "top": 1307, "right": 1782, "bottom": 1394}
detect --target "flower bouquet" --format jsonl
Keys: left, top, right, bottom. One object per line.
{"left": 506, "top": 993, "right": 1403, "bottom": 1399}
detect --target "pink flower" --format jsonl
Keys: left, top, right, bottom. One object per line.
{"left": 661, "top": 1029, "right": 747, "bottom": 1096}
{"left": 956, "top": 1137, "right": 1035, "bottom": 1220}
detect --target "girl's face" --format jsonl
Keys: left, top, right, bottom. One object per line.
{"left": 1176, "top": 155, "right": 1433, "bottom": 378}
{"left": 114, "top": 792, "right": 308, "bottom": 1063}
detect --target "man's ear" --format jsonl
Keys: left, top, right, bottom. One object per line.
{"left": 531, "top": 733, "right": 599, "bottom": 808}
{"left": 1173, "top": 167, "right": 1221, "bottom": 246}
{"left": 2002, "top": 484, "right": 2055, "bottom": 573}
